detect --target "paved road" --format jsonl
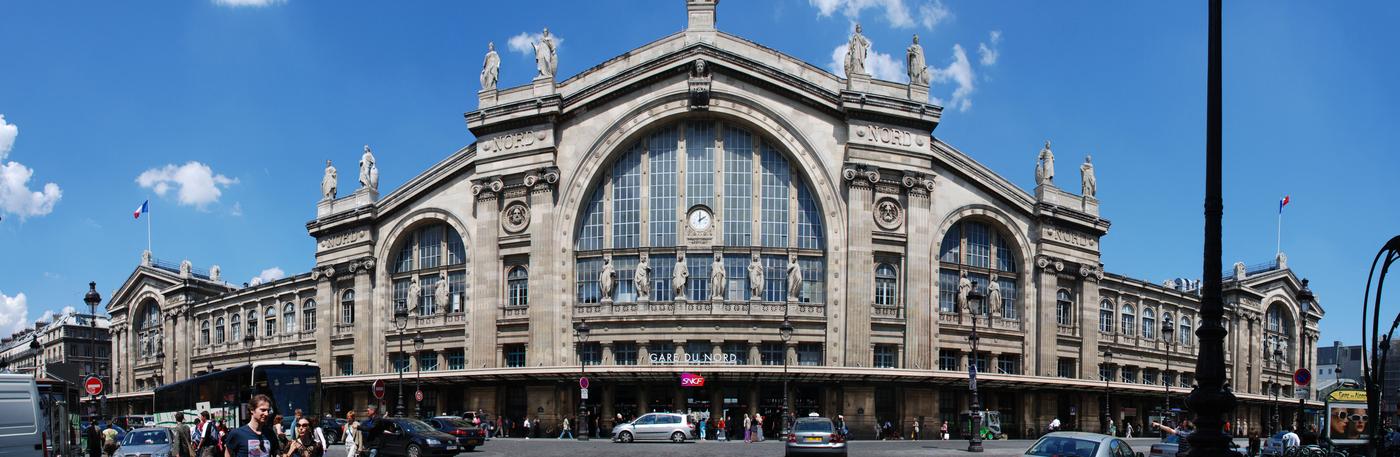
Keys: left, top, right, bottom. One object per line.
{"left": 323, "top": 437, "right": 1199, "bottom": 457}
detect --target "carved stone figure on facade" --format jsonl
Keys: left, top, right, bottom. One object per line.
{"left": 435, "top": 270, "right": 450, "bottom": 312}
{"left": 673, "top": 254, "right": 689, "bottom": 300}
{"left": 321, "top": 160, "right": 338, "bottom": 200}
{"left": 845, "top": 23, "right": 870, "bottom": 77}
{"left": 142, "top": 249, "right": 153, "bottom": 266}
{"left": 533, "top": 27, "right": 558, "bottom": 79}
{"left": 957, "top": 270, "right": 973, "bottom": 314}
{"left": 210, "top": 265, "right": 222, "bottom": 282}
{"left": 634, "top": 254, "right": 652, "bottom": 300}
{"left": 599, "top": 255, "right": 617, "bottom": 302}
{"left": 906, "top": 34, "right": 929, "bottom": 85}
{"left": 359, "top": 145, "right": 379, "bottom": 191}
{"left": 1080, "top": 155, "right": 1096, "bottom": 197}
{"left": 987, "top": 275, "right": 1002, "bottom": 317}
{"left": 877, "top": 200, "right": 900, "bottom": 227}
{"left": 747, "top": 254, "right": 765, "bottom": 299}
{"left": 1036, "top": 140, "right": 1055, "bottom": 186}
{"left": 141, "top": 334, "right": 150, "bottom": 357}
{"left": 179, "top": 260, "right": 193, "bottom": 278}
{"left": 481, "top": 42, "right": 500, "bottom": 91}
{"left": 407, "top": 277, "right": 421, "bottom": 312}
{"left": 153, "top": 331, "right": 162, "bottom": 356}
{"left": 710, "top": 254, "right": 727, "bottom": 301}
{"left": 1233, "top": 261, "right": 1247, "bottom": 280}
{"left": 786, "top": 255, "right": 802, "bottom": 302}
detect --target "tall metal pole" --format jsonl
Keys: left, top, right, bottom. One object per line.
{"left": 397, "top": 335, "right": 404, "bottom": 417}
{"left": 780, "top": 318, "right": 793, "bottom": 439}
{"left": 1102, "top": 349, "right": 1113, "bottom": 434}
{"left": 84, "top": 282, "right": 102, "bottom": 419}
{"left": 1361, "top": 237, "right": 1400, "bottom": 457}
{"left": 966, "top": 281, "right": 984, "bottom": 453}
{"left": 1184, "top": 0, "right": 1237, "bottom": 454}
{"left": 574, "top": 321, "right": 590, "bottom": 441}
{"left": 1163, "top": 323, "right": 1174, "bottom": 424}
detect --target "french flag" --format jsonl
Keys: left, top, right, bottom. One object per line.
{"left": 133, "top": 200, "right": 148, "bottom": 219}
{"left": 1278, "top": 195, "right": 1290, "bottom": 214}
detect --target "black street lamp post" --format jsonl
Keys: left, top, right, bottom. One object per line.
{"left": 574, "top": 321, "right": 590, "bottom": 441}
{"left": 394, "top": 307, "right": 409, "bottom": 417}
{"left": 779, "top": 318, "right": 794, "bottom": 438}
{"left": 84, "top": 282, "right": 102, "bottom": 419}
{"left": 1272, "top": 347, "right": 1283, "bottom": 434}
{"left": 244, "top": 332, "right": 255, "bottom": 367}
{"left": 964, "top": 281, "right": 985, "bottom": 453}
{"left": 413, "top": 332, "right": 424, "bottom": 418}
{"left": 1102, "top": 349, "right": 1113, "bottom": 434}
{"left": 1163, "top": 321, "right": 1175, "bottom": 422}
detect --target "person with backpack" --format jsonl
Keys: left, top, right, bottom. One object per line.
{"left": 195, "top": 411, "right": 222, "bottom": 457}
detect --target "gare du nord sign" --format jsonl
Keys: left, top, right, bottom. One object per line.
{"left": 648, "top": 352, "right": 741, "bottom": 365}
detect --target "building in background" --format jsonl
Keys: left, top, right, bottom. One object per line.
{"left": 0, "top": 311, "right": 111, "bottom": 384}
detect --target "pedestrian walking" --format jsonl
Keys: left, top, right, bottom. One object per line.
{"left": 743, "top": 414, "right": 752, "bottom": 443}
{"left": 86, "top": 421, "right": 102, "bottom": 457}
{"left": 224, "top": 394, "right": 279, "bottom": 457}
{"left": 284, "top": 417, "right": 325, "bottom": 457}
{"left": 102, "top": 423, "right": 119, "bottom": 457}
{"left": 196, "top": 411, "right": 222, "bottom": 457}
{"left": 941, "top": 420, "right": 949, "bottom": 440}
{"left": 174, "top": 412, "right": 196, "bottom": 457}
{"left": 717, "top": 417, "right": 727, "bottom": 441}
{"left": 342, "top": 411, "right": 359, "bottom": 457}
{"left": 1248, "top": 429, "right": 1261, "bottom": 457}
{"left": 874, "top": 419, "right": 882, "bottom": 440}
{"left": 912, "top": 419, "right": 920, "bottom": 440}
{"left": 699, "top": 418, "right": 707, "bottom": 440}
{"left": 1108, "top": 419, "right": 1117, "bottom": 437}
{"left": 558, "top": 417, "right": 573, "bottom": 439}
{"left": 756, "top": 413, "right": 764, "bottom": 442}
{"left": 358, "top": 405, "right": 389, "bottom": 457}
{"left": 1125, "top": 422, "right": 1134, "bottom": 438}
{"left": 522, "top": 417, "right": 531, "bottom": 440}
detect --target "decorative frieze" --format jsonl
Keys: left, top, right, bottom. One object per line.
{"left": 477, "top": 129, "right": 550, "bottom": 155}
{"left": 1041, "top": 224, "right": 1100, "bottom": 250}
{"left": 317, "top": 229, "right": 370, "bottom": 250}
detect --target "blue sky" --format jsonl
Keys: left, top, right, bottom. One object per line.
{"left": 0, "top": 1, "right": 1395, "bottom": 348}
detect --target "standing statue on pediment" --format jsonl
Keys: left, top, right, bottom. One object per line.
{"left": 710, "top": 254, "right": 727, "bottom": 301}
{"left": 481, "top": 42, "right": 500, "bottom": 91}
{"left": 434, "top": 270, "right": 450, "bottom": 312}
{"left": 1037, "top": 140, "right": 1055, "bottom": 186}
{"left": 599, "top": 256, "right": 616, "bottom": 302}
{"left": 1080, "top": 155, "right": 1096, "bottom": 197}
{"left": 987, "top": 275, "right": 1002, "bottom": 317}
{"left": 907, "top": 34, "right": 929, "bottom": 85}
{"left": 322, "top": 160, "right": 338, "bottom": 200}
{"left": 407, "top": 277, "right": 421, "bottom": 313}
{"left": 359, "top": 145, "right": 379, "bottom": 191}
{"left": 957, "top": 271, "right": 973, "bottom": 314}
{"left": 635, "top": 254, "right": 652, "bottom": 300}
{"left": 747, "top": 254, "right": 765, "bottom": 299}
{"left": 673, "top": 254, "right": 689, "bottom": 299}
{"left": 533, "top": 28, "right": 557, "bottom": 79}
{"left": 845, "top": 23, "right": 870, "bottom": 77}
{"left": 786, "top": 256, "right": 803, "bottom": 302}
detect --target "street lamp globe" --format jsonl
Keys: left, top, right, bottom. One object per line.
{"left": 394, "top": 307, "right": 409, "bottom": 332}
{"left": 84, "top": 282, "right": 102, "bottom": 309}
{"left": 574, "top": 321, "right": 591, "bottom": 342}
{"left": 779, "top": 319, "right": 794, "bottom": 342}
{"left": 413, "top": 333, "right": 424, "bottom": 351}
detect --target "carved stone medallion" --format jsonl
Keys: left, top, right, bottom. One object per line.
{"left": 501, "top": 202, "right": 531, "bottom": 233}
{"left": 873, "top": 197, "right": 904, "bottom": 231}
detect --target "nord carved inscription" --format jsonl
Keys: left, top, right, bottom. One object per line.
{"left": 319, "top": 229, "right": 368, "bottom": 250}
{"left": 1043, "top": 226, "right": 1098, "bottom": 249}
{"left": 854, "top": 124, "right": 926, "bottom": 148}
{"left": 481, "top": 130, "right": 547, "bottom": 153}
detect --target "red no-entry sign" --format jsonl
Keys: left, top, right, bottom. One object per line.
{"left": 84, "top": 376, "right": 103, "bottom": 396}
{"left": 415, "top": 390, "right": 424, "bottom": 402}
{"left": 372, "top": 379, "right": 386, "bottom": 400}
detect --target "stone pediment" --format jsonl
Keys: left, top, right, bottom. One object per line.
{"left": 106, "top": 266, "right": 183, "bottom": 313}
{"left": 930, "top": 138, "right": 1037, "bottom": 218}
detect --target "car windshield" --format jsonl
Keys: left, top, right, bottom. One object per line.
{"left": 1027, "top": 436, "right": 1100, "bottom": 457}
{"left": 794, "top": 420, "right": 834, "bottom": 433}
{"left": 399, "top": 419, "right": 434, "bottom": 433}
{"left": 123, "top": 430, "right": 169, "bottom": 445}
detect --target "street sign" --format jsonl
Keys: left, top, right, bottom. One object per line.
{"left": 580, "top": 388, "right": 589, "bottom": 400}
{"left": 579, "top": 377, "right": 590, "bottom": 389}
{"left": 1294, "top": 368, "right": 1312, "bottom": 386}
{"left": 372, "top": 379, "right": 386, "bottom": 400}
{"left": 414, "top": 390, "right": 423, "bottom": 402}
{"left": 84, "top": 376, "right": 103, "bottom": 396}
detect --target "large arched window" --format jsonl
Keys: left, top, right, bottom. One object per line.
{"left": 391, "top": 223, "right": 469, "bottom": 315}
{"left": 200, "top": 320, "right": 210, "bottom": 346}
{"left": 1142, "top": 308, "right": 1156, "bottom": 340}
{"left": 875, "top": 264, "right": 898, "bottom": 307}
{"left": 341, "top": 290, "right": 355, "bottom": 325}
{"left": 507, "top": 267, "right": 529, "bottom": 308}
{"left": 247, "top": 310, "right": 258, "bottom": 339}
{"left": 215, "top": 317, "right": 225, "bottom": 344}
{"left": 302, "top": 299, "right": 316, "bottom": 332}
{"left": 1055, "top": 290, "right": 1073, "bottom": 326}
{"left": 938, "top": 220, "right": 1020, "bottom": 317}
{"left": 574, "top": 121, "right": 826, "bottom": 306}
{"left": 1121, "top": 304, "right": 1136, "bottom": 337}
{"left": 1266, "top": 303, "right": 1295, "bottom": 365}
{"left": 1099, "top": 299, "right": 1115, "bottom": 334}
{"left": 283, "top": 303, "right": 296, "bottom": 334}
{"left": 1180, "top": 316, "right": 1192, "bottom": 346}
{"left": 136, "top": 300, "right": 161, "bottom": 359}
{"left": 230, "top": 313, "right": 241, "bottom": 342}
{"left": 264, "top": 306, "right": 276, "bottom": 337}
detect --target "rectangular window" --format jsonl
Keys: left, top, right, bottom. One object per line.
{"left": 1100, "top": 365, "right": 1113, "bottom": 381}
{"left": 965, "top": 222, "right": 990, "bottom": 268}
{"left": 796, "top": 184, "right": 823, "bottom": 250}
{"left": 1164, "top": 372, "right": 1176, "bottom": 387}
{"left": 685, "top": 341, "right": 711, "bottom": 362}
{"left": 723, "top": 126, "right": 753, "bottom": 246}
{"left": 447, "top": 350, "right": 465, "bottom": 370}
{"left": 504, "top": 344, "right": 527, "bottom": 368}
{"left": 760, "top": 342, "right": 784, "bottom": 366}
{"left": 419, "top": 351, "right": 438, "bottom": 372}
{"left": 797, "top": 343, "right": 822, "bottom": 366}
{"left": 1122, "top": 367, "right": 1139, "bottom": 383}
{"left": 613, "top": 256, "right": 639, "bottom": 302}
{"left": 939, "top": 350, "right": 959, "bottom": 371}
{"left": 393, "top": 278, "right": 409, "bottom": 312}
{"left": 419, "top": 227, "right": 441, "bottom": 269}
{"left": 997, "top": 355, "right": 1020, "bottom": 375}
{"left": 969, "top": 272, "right": 990, "bottom": 315}
{"left": 686, "top": 122, "right": 715, "bottom": 209}
{"left": 446, "top": 231, "right": 465, "bottom": 265}
{"left": 725, "top": 254, "right": 750, "bottom": 301}
{"left": 649, "top": 128, "right": 678, "bottom": 247}
{"left": 762, "top": 255, "right": 786, "bottom": 302}
{"left": 576, "top": 257, "right": 602, "bottom": 304}
{"left": 724, "top": 342, "right": 748, "bottom": 365}
{"left": 419, "top": 274, "right": 438, "bottom": 316}
{"left": 938, "top": 269, "right": 959, "bottom": 313}
{"left": 1144, "top": 370, "right": 1157, "bottom": 385}
{"left": 396, "top": 242, "right": 413, "bottom": 273}
{"left": 874, "top": 344, "right": 897, "bottom": 368}
{"left": 577, "top": 187, "right": 605, "bottom": 251}
{"left": 649, "top": 255, "right": 675, "bottom": 301}
{"left": 759, "top": 143, "right": 790, "bottom": 248}
{"left": 998, "top": 277, "right": 1019, "bottom": 320}
{"left": 612, "top": 144, "right": 643, "bottom": 249}
{"left": 995, "top": 236, "right": 1017, "bottom": 272}
{"left": 970, "top": 352, "right": 989, "bottom": 374}
{"left": 614, "top": 342, "right": 638, "bottom": 366}
{"left": 799, "top": 256, "right": 825, "bottom": 304}
{"left": 1057, "top": 358, "right": 1076, "bottom": 379}
{"left": 393, "top": 353, "right": 411, "bottom": 373}
{"left": 1181, "top": 373, "right": 1194, "bottom": 387}
{"left": 649, "top": 342, "right": 675, "bottom": 364}
{"left": 449, "top": 271, "right": 466, "bottom": 313}
{"left": 579, "top": 342, "right": 602, "bottom": 366}
{"left": 687, "top": 256, "right": 710, "bottom": 301}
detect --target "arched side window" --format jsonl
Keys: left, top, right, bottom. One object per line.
{"left": 938, "top": 220, "right": 1020, "bottom": 318}
{"left": 200, "top": 320, "right": 210, "bottom": 346}
{"left": 1142, "top": 308, "right": 1156, "bottom": 340}
{"left": 1055, "top": 290, "right": 1073, "bottom": 326}
{"left": 264, "top": 306, "right": 276, "bottom": 337}
{"left": 214, "top": 317, "right": 225, "bottom": 344}
{"left": 247, "top": 311, "right": 257, "bottom": 339}
{"left": 390, "top": 223, "right": 469, "bottom": 318}
{"left": 341, "top": 290, "right": 355, "bottom": 325}
{"left": 1265, "top": 303, "right": 1295, "bottom": 365}
{"left": 283, "top": 303, "right": 296, "bottom": 334}
{"left": 1121, "top": 305, "right": 1136, "bottom": 337}
{"left": 1099, "top": 299, "right": 1115, "bottom": 334}
{"left": 1180, "top": 316, "right": 1193, "bottom": 346}
{"left": 136, "top": 300, "right": 162, "bottom": 359}
{"left": 302, "top": 299, "right": 316, "bottom": 332}
{"left": 507, "top": 267, "right": 529, "bottom": 308}
{"left": 230, "top": 313, "right": 241, "bottom": 341}
{"left": 874, "top": 263, "right": 898, "bottom": 307}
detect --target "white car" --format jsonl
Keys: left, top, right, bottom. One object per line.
{"left": 611, "top": 413, "right": 696, "bottom": 443}
{"left": 1025, "top": 432, "right": 1142, "bottom": 457}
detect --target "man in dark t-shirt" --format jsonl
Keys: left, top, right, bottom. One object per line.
{"left": 224, "top": 394, "right": 278, "bottom": 457}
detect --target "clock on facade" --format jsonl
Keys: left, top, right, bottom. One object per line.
{"left": 688, "top": 206, "right": 713, "bottom": 231}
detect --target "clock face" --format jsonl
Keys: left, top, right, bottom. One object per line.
{"left": 688, "top": 208, "right": 712, "bottom": 231}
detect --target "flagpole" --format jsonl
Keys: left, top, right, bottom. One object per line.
{"left": 1276, "top": 208, "right": 1281, "bottom": 255}
{"left": 147, "top": 202, "right": 152, "bottom": 255}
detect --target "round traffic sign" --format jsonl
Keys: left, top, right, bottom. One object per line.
{"left": 84, "top": 376, "right": 103, "bottom": 396}
{"left": 414, "top": 390, "right": 424, "bottom": 402}
{"left": 579, "top": 377, "right": 590, "bottom": 389}
{"left": 1294, "top": 368, "right": 1312, "bottom": 386}
{"left": 372, "top": 379, "right": 386, "bottom": 400}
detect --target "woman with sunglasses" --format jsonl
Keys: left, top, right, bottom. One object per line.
{"left": 284, "top": 419, "right": 325, "bottom": 457}
{"left": 225, "top": 394, "right": 279, "bottom": 457}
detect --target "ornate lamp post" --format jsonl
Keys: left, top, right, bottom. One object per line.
{"left": 84, "top": 282, "right": 102, "bottom": 418}
{"left": 1272, "top": 347, "right": 1283, "bottom": 434}
{"left": 1162, "top": 320, "right": 1175, "bottom": 423}
{"left": 779, "top": 318, "right": 794, "bottom": 438}
{"left": 243, "top": 331, "right": 255, "bottom": 367}
{"left": 413, "top": 332, "right": 424, "bottom": 417}
{"left": 574, "top": 321, "right": 591, "bottom": 441}
{"left": 964, "top": 281, "right": 985, "bottom": 453}
{"left": 393, "top": 306, "right": 409, "bottom": 417}
{"left": 1361, "top": 236, "right": 1400, "bottom": 456}
{"left": 1102, "top": 349, "right": 1113, "bottom": 434}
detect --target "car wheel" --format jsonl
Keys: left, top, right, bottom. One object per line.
{"left": 619, "top": 431, "right": 634, "bottom": 443}
{"left": 671, "top": 431, "right": 685, "bottom": 443}
{"left": 407, "top": 444, "right": 422, "bottom": 457}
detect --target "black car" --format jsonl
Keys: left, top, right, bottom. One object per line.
{"left": 321, "top": 418, "right": 345, "bottom": 444}
{"left": 424, "top": 417, "right": 484, "bottom": 452}
{"left": 374, "top": 417, "right": 462, "bottom": 457}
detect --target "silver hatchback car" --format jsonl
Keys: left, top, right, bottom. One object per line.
{"left": 611, "top": 413, "right": 695, "bottom": 443}
{"left": 786, "top": 416, "right": 847, "bottom": 457}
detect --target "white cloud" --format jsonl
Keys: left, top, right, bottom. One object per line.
{"left": 249, "top": 267, "right": 285, "bottom": 286}
{"left": 930, "top": 43, "right": 975, "bottom": 112}
{"left": 0, "top": 292, "right": 29, "bottom": 335}
{"left": 978, "top": 30, "right": 1001, "bottom": 66}
{"left": 0, "top": 115, "right": 62, "bottom": 220}
{"left": 828, "top": 42, "right": 908, "bottom": 83}
{"left": 35, "top": 310, "right": 54, "bottom": 325}
{"left": 506, "top": 31, "right": 564, "bottom": 56}
{"left": 213, "top": 0, "right": 285, "bottom": 7}
{"left": 61, "top": 306, "right": 76, "bottom": 315}
{"left": 230, "top": 202, "right": 243, "bottom": 217}
{"left": 809, "top": 0, "right": 950, "bottom": 30}
{"left": 136, "top": 161, "right": 238, "bottom": 210}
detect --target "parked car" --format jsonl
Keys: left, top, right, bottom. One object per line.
{"left": 611, "top": 413, "right": 696, "bottom": 443}
{"left": 373, "top": 417, "right": 462, "bottom": 457}
{"left": 117, "top": 427, "right": 175, "bottom": 457}
{"left": 785, "top": 416, "right": 846, "bottom": 457}
{"left": 1025, "top": 432, "right": 1143, "bottom": 457}
{"left": 1148, "top": 432, "right": 1246, "bottom": 457}
{"left": 0, "top": 374, "right": 41, "bottom": 457}
{"left": 320, "top": 417, "right": 344, "bottom": 444}
{"left": 112, "top": 416, "right": 154, "bottom": 430}
{"left": 424, "top": 417, "right": 484, "bottom": 452}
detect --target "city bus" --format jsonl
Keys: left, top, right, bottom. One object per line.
{"left": 153, "top": 361, "right": 320, "bottom": 428}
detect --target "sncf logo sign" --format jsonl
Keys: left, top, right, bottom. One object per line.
{"left": 680, "top": 372, "right": 705, "bottom": 387}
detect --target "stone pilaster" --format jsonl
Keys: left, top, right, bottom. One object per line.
{"left": 1079, "top": 271, "right": 1102, "bottom": 379}
{"left": 903, "top": 173, "right": 935, "bottom": 370}
{"left": 469, "top": 180, "right": 502, "bottom": 368}
{"left": 843, "top": 166, "right": 877, "bottom": 366}
{"left": 526, "top": 171, "right": 560, "bottom": 367}
{"left": 315, "top": 266, "right": 335, "bottom": 372}
{"left": 356, "top": 261, "right": 376, "bottom": 375}
{"left": 1035, "top": 256, "right": 1061, "bottom": 377}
